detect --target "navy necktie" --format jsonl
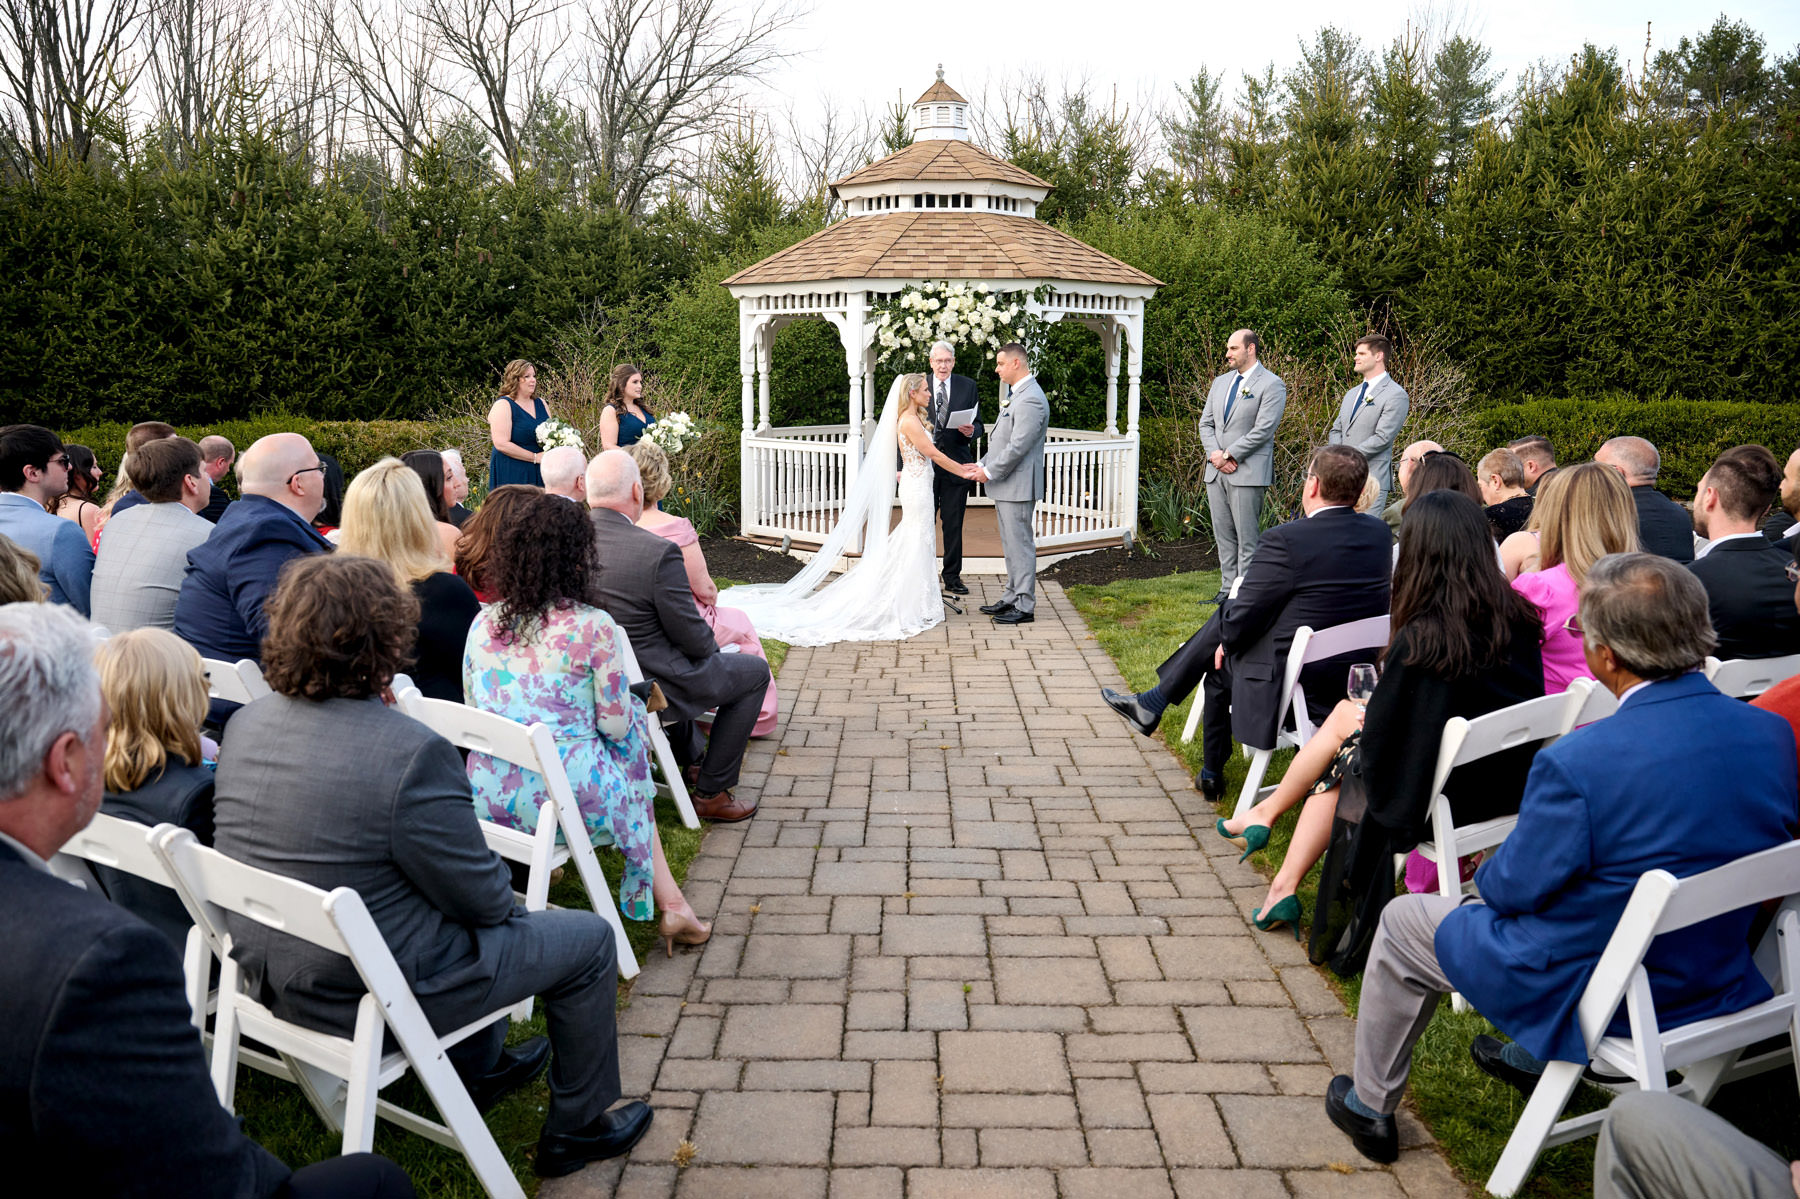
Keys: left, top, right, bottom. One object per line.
{"left": 1223, "top": 374, "right": 1242, "bottom": 426}
{"left": 1348, "top": 380, "right": 1369, "bottom": 426}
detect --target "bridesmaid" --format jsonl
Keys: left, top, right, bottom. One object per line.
{"left": 487, "top": 359, "right": 548, "bottom": 488}
{"left": 599, "top": 363, "right": 657, "bottom": 450}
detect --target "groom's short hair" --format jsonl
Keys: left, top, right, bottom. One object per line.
{"left": 996, "top": 342, "right": 1028, "bottom": 366}
{"left": 1309, "top": 444, "right": 1368, "bottom": 505}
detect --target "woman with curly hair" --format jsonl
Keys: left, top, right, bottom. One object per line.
{"left": 454, "top": 484, "right": 541, "bottom": 602}
{"left": 598, "top": 363, "right": 655, "bottom": 450}
{"left": 463, "top": 491, "right": 710, "bottom": 954}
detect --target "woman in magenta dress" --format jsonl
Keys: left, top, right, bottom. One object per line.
{"left": 627, "top": 440, "right": 779, "bottom": 737}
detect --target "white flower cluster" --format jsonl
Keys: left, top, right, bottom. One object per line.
{"left": 536, "top": 418, "right": 585, "bottom": 453}
{"left": 875, "top": 281, "right": 1024, "bottom": 363}
{"left": 643, "top": 411, "right": 699, "bottom": 456}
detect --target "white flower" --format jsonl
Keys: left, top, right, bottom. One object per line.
{"left": 957, "top": 322, "right": 969, "bottom": 336}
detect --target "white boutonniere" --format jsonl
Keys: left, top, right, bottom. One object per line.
{"left": 1000, "top": 395, "right": 1012, "bottom": 411}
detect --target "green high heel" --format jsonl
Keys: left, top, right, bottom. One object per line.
{"left": 1215, "top": 818, "right": 1271, "bottom": 863}
{"left": 1251, "top": 894, "right": 1303, "bottom": 940}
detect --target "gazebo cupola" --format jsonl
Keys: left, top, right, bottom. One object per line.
{"left": 912, "top": 65, "right": 969, "bottom": 141}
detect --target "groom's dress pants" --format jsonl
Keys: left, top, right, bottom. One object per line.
{"left": 994, "top": 499, "right": 1037, "bottom": 614}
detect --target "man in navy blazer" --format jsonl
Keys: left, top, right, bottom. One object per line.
{"left": 1326, "top": 553, "right": 1798, "bottom": 1164}
{"left": 1687, "top": 444, "right": 1800, "bottom": 660}
{"left": 0, "top": 604, "right": 412, "bottom": 1198}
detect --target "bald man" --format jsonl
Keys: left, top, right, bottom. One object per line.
{"left": 173, "top": 433, "right": 332, "bottom": 668}
{"left": 541, "top": 447, "right": 587, "bottom": 502}
{"left": 1763, "top": 446, "right": 1800, "bottom": 545}
{"left": 1382, "top": 439, "right": 1443, "bottom": 540}
{"left": 1595, "top": 436, "right": 1694, "bottom": 563}
{"left": 1199, "top": 329, "right": 1287, "bottom": 597}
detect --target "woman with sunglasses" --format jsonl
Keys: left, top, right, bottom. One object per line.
{"left": 51, "top": 444, "right": 105, "bottom": 544}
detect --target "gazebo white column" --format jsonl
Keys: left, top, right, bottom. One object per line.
{"left": 1124, "top": 314, "right": 1144, "bottom": 437}
{"left": 737, "top": 307, "right": 757, "bottom": 432}
{"left": 1102, "top": 324, "right": 1121, "bottom": 437}
{"left": 756, "top": 321, "right": 774, "bottom": 431}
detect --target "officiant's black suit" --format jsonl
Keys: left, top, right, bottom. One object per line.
{"left": 929, "top": 372, "right": 984, "bottom": 583}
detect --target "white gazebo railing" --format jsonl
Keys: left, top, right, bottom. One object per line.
{"left": 1036, "top": 429, "right": 1136, "bottom": 548}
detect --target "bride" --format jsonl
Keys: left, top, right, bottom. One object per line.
{"left": 717, "top": 372, "right": 977, "bottom": 647}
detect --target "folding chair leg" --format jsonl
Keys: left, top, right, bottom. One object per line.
{"left": 559, "top": 809, "right": 642, "bottom": 982}
{"left": 340, "top": 999, "right": 386, "bottom": 1155}
{"left": 287, "top": 1058, "right": 348, "bottom": 1134}
{"left": 400, "top": 1027, "right": 527, "bottom": 1199}
{"left": 1485, "top": 1060, "right": 1583, "bottom": 1197}
{"left": 1178, "top": 684, "right": 1204, "bottom": 744}
{"left": 182, "top": 926, "right": 209, "bottom": 1033}
{"left": 1233, "top": 749, "right": 1271, "bottom": 822}
{"left": 650, "top": 721, "right": 700, "bottom": 829}
{"left": 210, "top": 958, "right": 244, "bottom": 1109}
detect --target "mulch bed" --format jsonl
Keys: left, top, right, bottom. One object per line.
{"left": 702, "top": 534, "right": 1217, "bottom": 588}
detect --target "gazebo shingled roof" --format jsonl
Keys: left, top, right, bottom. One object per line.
{"left": 830, "top": 139, "right": 1049, "bottom": 193}
{"left": 915, "top": 77, "right": 967, "bottom": 105}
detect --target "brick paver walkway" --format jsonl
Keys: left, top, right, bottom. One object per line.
{"left": 543, "top": 581, "right": 1467, "bottom": 1198}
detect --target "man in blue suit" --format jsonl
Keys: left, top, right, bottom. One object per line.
{"left": 1326, "top": 553, "right": 1798, "bottom": 1164}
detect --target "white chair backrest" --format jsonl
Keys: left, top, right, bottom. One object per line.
{"left": 1706, "top": 653, "right": 1800, "bottom": 699}
{"left": 203, "top": 658, "right": 257, "bottom": 705}
{"left": 397, "top": 692, "right": 578, "bottom": 813}
{"left": 1559, "top": 677, "right": 1619, "bottom": 732}
{"left": 51, "top": 812, "right": 171, "bottom": 890}
{"left": 156, "top": 827, "right": 355, "bottom": 960}
{"left": 1279, "top": 615, "right": 1392, "bottom": 743}
{"left": 1431, "top": 691, "right": 1573, "bottom": 796}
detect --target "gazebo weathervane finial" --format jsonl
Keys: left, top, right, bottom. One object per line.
{"left": 936, "top": 63, "right": 944, "bottom": 81}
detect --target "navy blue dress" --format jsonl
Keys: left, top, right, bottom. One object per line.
{"left": 615, "top": 406, "right": 656, "bottom": 447}
{"left": 489, "top": 396, "right": 547, "bottom": 488}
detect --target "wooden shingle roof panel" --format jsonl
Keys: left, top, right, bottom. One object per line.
{"left": 915, "top": 79, "right": 968, "bottom": 104}
{"left": 830, "top": 140, "right": 1051, "bottom": 191}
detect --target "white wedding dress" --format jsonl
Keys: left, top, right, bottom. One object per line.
{"left": 718, "top": 379, "right": 944, "bottom": 647}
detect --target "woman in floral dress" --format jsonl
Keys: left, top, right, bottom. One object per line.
{"left": 463, "top": 491, "right": 711, "bottom": 954}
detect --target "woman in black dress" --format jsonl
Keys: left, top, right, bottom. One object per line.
{"left": 487, "top": 358, "right": 548, "bottom": 488}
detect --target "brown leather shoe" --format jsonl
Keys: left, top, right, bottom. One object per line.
{"left": 681, "top": 763, "right": 700, "bottom": 787}
{"left": 692, "top": 789, "right": 756, "bottom": 822}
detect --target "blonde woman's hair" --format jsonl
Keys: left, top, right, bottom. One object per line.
{"left": 1354, "top": 473, "right": 1381, "bottom": 514}
{"left": 499, "top": 359, "right": 536, "bottom": 398}
{"left": 1535, "top": 461, "right": 1640, "bottom": 586}
{"left": 338, "top": 457, "right": 450, "bottom": 585}
{"left": 0, "top": 533, "right": 45, "bottom": 602}
{"left": 97, "top": 628, "right": 208, "bottom": 792}
{"left": 627, "top": 440, "right": 673, "bottom": 506}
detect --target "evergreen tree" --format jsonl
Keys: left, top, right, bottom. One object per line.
{"left": 701, "top": 115, "right": 786, "bottom": 249}
{"left": 878, "top": 95, "right": 912, "bottom": 155}
{"left": 1162, "top": 69, "right": 1225, "bottom": 194}
{"left": 1215, "top": 65, "right": 1281, "bottom": 210}
{"left": 1430, "top": 34, "right": 1502, "bottom": 181}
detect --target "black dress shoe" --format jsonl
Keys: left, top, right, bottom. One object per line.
{"left": 1193, "top": 771, "right": 1225, "bottom": 802}
{"left": 992, "top": 608, "right": 1034, "bottom": 625}
{"left": 1471, "top": 1034, "right": 1541, "bottom": 1097}
{"left": 979, "top": 599, "right": 1014, "bottom": 616}
{"left": 1206, "top": 589, "right": 1228, "bottom": 606}
{"left": 467, "top": 1036, "right": 550, "bottom": 1113}
{"left": 535, "top": 1100, "right": 655, "bottom": 1178}
{"left": 942, "top": 577, "right": 970, "bottom": 595}
{"left": 1325, "top": 1075, "right": 1397, "bottom": 1164}
{"left": 1100, "top": 687, "right": 1160, "bottom": 736}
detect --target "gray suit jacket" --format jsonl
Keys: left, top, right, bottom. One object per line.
{"left": 90, "top": 502, "right": 214, "bottom": 632}
{"left": 212, "top": 693, "right": 516, "bottom": 1035}
{"left": 1199, "top": 364, "right": 1287, "bottom": 487}
{"left": 1328, "top": 375, "right": 1410, "bottom": 494}
{"left": 980, "top": 376, "right": 1049, "bottom": 503}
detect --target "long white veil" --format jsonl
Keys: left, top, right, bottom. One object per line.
{"left": 717, "top": 376, "right": 915, "bottom": 645}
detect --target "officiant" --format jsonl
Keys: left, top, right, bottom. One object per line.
{"left": 926, "top": 339, "right": 984, "bottom": 595}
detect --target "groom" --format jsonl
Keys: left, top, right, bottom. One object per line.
{"left": 975, "top": 342, "right": 1049, "bottom": 627}
{"left": 927, "top": 339, "right": 983, "bottom": 595}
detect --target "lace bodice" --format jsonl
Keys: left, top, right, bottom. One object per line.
{"left": 899, "top": 434, "right": 930, "bottom": 477}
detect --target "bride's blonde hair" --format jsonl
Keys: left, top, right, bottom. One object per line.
{"left": 900, "top": 373, "right": 929, "bottom": 414}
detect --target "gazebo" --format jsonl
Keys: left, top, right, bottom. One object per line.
{"left": 722, "top": 68, "right": 1161, "bottom": 567}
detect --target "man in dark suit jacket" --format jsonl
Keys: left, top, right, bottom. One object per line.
{"left": 585, "top": 451, "right": 769, "bottom": 821}
{"left": 1596, "top": 436, "right": 1693, "bottom": 562}
{"left": 1100, "top": 445, "right": 1393, "bottom": 797}
{"left": 1763, "top": 445, "right": 1799, "bottom": 545}
{"left": 0, "top": 602, "right": 412, "bottom": 1198}
{"left": 1325, "top": 554, "right": 1797, "bottom": 1165}
{"left": 1687, "top": 444, "right": 1800, "bottom": 660}
{"left": 196, "top": 434, "right": 235, "bottom": 524}
{"left": 925, "top": 341, "right": 984, "bottom": 593}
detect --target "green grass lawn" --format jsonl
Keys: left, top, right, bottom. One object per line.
{"left": 1066, "top": 568, "right": 1798, "bottom": 1198}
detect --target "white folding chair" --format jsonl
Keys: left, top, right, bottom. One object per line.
{"left": 612, "top": 626, "right": 701, "bottom": 829}
{"left": 153, "top": 828, "right": 526, "bottom": 1199}
{"left": 1225, "top": 614, "right": 1392, "bottom": 821}
{"left": 397, "top": 689, "right": 640, "bottom": 1002}
{"left": 1485, "top": 840, "right": 1800, "bottom": 1197}
{"left": 203, "top": 657, "right": 269, "bottom": 705}
{"left": 1705, "top": 653, "right": 1800, "bottom": 699}
{"left": 1558, "top": 676, "right": 1619, "bottom": 732}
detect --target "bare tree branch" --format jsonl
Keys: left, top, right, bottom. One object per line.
{"left": 421, "top": 0, "right": 570, "bottom": 166}
{"left": 299, "top": 0, "right": 439, "bottom": 171}
{"left": 0, "top": 0, "right": 148, "bottom": 172}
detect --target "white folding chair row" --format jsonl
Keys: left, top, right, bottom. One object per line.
{"left": 202, "top": 657, "right": 271, "bottom": 706}
{"left": 1704, "top": 652, "right": 1800, "bottom": 699}
{"left": 396, "top": 688, "right": 641, "bottom": 1010}
{"left": 611, "top": 625, "right": 701, "bottom": 829}
{"left": 152, "top": 826, "right": 527, "bottom": 1199}
{"left": 1484, "top": 840, "right": 1800, "bottom": 1196}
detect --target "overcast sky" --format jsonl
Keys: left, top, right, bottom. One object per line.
{"left": 747, "top": 1, "right": 1800, "bottom": 140}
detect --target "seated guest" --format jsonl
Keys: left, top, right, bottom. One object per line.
{"left": 1765, "top": 445, "right": 1800, "bottom": 545}
{"left": 1381, "top": 439, "right": 1442, "bottom": 540}
{"left": 337, "top": 458, "right": 479, "bottom": 704}
{"left": 400, "top": 449, "right": 462, "bottom": 561}
{"left": 1217, "top": 491, "right": 1544, "bottom": 948}
{"left": 586, "top": 450, "right": 770, "bottom": 822}
{"left": 0, "top": 424, "right": 94, "bottom": 613}
{"left": 51, "top": 444, "right": 106, "bottom": 543}
{"left": 453, "top": 484, "right": 540, "bottom": 602}
{"left": 312, "top": 451, "right": 346, "bottom": 534}
{"left": 103, "top": 421, "right": 177, "bottom": 519}
{"left": 90, "top": 436, "right": 214, "bottom": 633}
{"left": 1594, "top": 1091, "right": 1800, "bottom": 1199}
{"left": 172, "top": 432, "right": 332, "bottom": 667}
{"left": 541, "top": 446, "right": 588, "bottom": 502}
{"left": 1688, "top": 444, "right": 1800, "bottom": 660}
{"left": 1595, "top": 435, "right": 1694, "bottom": 562}
{"left": 0, "top": 532, "right": 45, "bottom": 602}
{"left": 1477, "top": 447, "right": 1533, "bottom": 540}
{"left": 441, "top": 447, "right": 473, "bottom": 527}
{"left": 196, "top": 435, "right": 235, "bottom": 524}
{"left": 628, "top": 439, "right": 779, "bottom": 738}
{"left": 1509, "top": 434, "right": 1557, "bottom": 494}
{"left": 213, "top": 555, "right": 653, "bottom": 1177}
{"left": 1401, "top": 451, "right": 1483, "bottom": 513}
{"left": 1511, "top": 463, "right": 1640, "bottom": 693}
{"left": 1100, "top": 445, "right": 1392, "bottom": 802}
{"left": 1325, "top": 553, "right": 1796, "bottom": 1165}
{"left": 93, "top": 627, "right": 215, "bottom": 951}
{"left": 0, "top": 603, "right": 414, "bottom": 1198}
{"left": 1750, "top": 539, "right": 1800, "bottom": 756}
{"left": 465, "top": 492, "right": 711, "bottom": 953}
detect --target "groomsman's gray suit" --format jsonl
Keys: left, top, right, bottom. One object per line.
{"left": 1198, "top": 363, "right": 1287, "bottom": 590}
{"left": 981, "top": 375, "right": 1050, "bottom": 615}
{"left": 1328, "top": 374, "right": 1410, "bottom": 512}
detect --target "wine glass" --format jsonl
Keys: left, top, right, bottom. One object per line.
{"left": 1347, "top": 663, "right": 1379, "bottom": 710}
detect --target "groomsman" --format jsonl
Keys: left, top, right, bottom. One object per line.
{"left": 926, "top": 340, "right": 983, "bottom": 595}
{"left": 1329, "top": 334, "right": 1410, "bottom": 513}
{"left": 1199, "top": 329, "right": 1287, "bottom": 600}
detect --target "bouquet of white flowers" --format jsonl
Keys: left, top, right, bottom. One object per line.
{"left": 643, "top": 411, "right": 698, "bottom": 456}
{"left": 536, "top": 418, "right": 585, "bottom": 453}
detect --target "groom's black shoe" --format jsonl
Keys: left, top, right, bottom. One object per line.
{"left": 942, "top": 576, "right": 969, "bottom": 595}
{"left": 1325, "top": 1075, "right": 1398, "bottom": 1164}
{"left": 1100, "top": 687, "right": 1160, "bottom": 737}
{"left": 992, "top": 608, "right": 1034, "bottom": 625}
{"left": 979, "top": 599, "right": 1015, "bottom": 616}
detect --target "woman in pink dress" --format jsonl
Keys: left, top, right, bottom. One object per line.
{"left": 627, "top": 441, "right": 780, "bottom": 737}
